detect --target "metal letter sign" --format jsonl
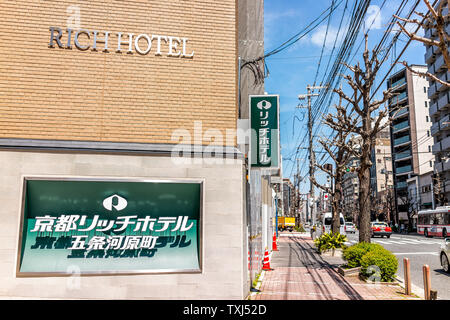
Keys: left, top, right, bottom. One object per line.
{"left": 250, "top": 95, "right": 280, "bottom": 168}
{"left": 16, "top": 178, "right": 203, "bottom": 276}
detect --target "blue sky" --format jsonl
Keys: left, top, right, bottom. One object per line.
{"left": 264, "top": 0, "right": 429, "bottom": 194}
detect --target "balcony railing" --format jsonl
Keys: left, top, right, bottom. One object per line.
{"left": 428, "top": 63, "right": 435, "bottom": 75}
{"left": 430, "top": 101, "right": 439, "bottom": 116}
{"left": 396, "top": 165, "right": 412, "bottom": 174}
{"left": 433, "top": 141, "right": 442, "bottom": 154}
{"left": 425, "top": 45, "right": 436, "bottom": 64}
{"left": 435, "top": 55, "right": 446, "bottom": 72}
{"left": 440, "top": 114, "right": 450, "bottom": 130}
{"left": 390, "top": 91, "right": 407, "bottom": 105}
{"left": 394, "top": 135, "right": 411, "bottom": 146}
{"left": 438, "top": 92, "right": 450, "bottom": 110}
{"left": 390, "top": 78, "right": 406, "bottom": 89}
{"left": 391, "top": 107, "right": 408, "bottom": 119}
{"left": 441, "top": 135, "right": 450, "bottom": 151}
{"left": 429, "top": 83, "right": 438, "bottom": 99}
{"left": 392, "top": 120, "right": 409, "bottom": 133}
{"left": 437, "top": 72, "right": 449, "bottom": 91}
{"left": 395, "top": 150, "right": 412, "bottom": 161}
{"left": 431, "top": 121, "right": 440, "bottom": 136}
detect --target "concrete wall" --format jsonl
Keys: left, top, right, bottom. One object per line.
{"left": 0, "top": 150, "right": 246, "bottom": 299}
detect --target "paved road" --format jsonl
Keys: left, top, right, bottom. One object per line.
{"left": 345, "top": 231, "right": 449, "bottom": 300}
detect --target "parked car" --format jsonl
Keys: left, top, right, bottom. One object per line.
{"left": 370, "top": 221, "right": 392, "bottom": 238}
{"left": 440, "top": 238, "right": 450, "bottom": 273}
{"left": 344, "top": 222, "right": 356, "bottom": 233}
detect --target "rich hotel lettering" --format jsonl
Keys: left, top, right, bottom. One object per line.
{"left": 49, "top": 26, "right": 195, "bottom": 58}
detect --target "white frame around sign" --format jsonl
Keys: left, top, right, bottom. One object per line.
{"left": 248, "top": 94, "right": 281, "bottom": 170}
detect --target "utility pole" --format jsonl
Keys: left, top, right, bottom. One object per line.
{"left": 298, "top": 85, "right": 327, "bottom": 226}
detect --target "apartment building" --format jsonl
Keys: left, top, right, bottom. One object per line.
{"left": 387, "top": 65, "right": 434, "bottom": 226}
{"left": 424, "top": 0, "right": 450, "bottom": 205}
{"left": 370, "top": 127, "right": 394, "bottom": 222}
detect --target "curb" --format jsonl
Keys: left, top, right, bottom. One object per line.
{"left": 247, "top": 251, "right": 273, "bottom": 300}
{"left": 395, "top": 275, "right": 425, "bottom": 300}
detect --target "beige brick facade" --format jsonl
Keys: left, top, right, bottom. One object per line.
{"left": 0, "top": 0, "right": 237, "bottom": 145}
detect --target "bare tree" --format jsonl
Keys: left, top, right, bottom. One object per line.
{"left": 310, "top": 97, "right": 356, "bottom": 234}
{"left": 324, "top": 35, "right": 399, "bottom": 243}
{"left": 394, "top": 0, "right": 450, "bottom": 87}
{"left": 433, "top": 171, "right": 448, "bottom": 206}
{"left": 397, "top": 190, "right": 417, "bottom": 233}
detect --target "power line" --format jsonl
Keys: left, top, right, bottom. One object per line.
{"left": 304, "top": 0, "right": 422, "bottom": 180}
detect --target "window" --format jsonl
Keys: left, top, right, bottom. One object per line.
{"left": 425, "top": 101, "right": 428, "bottom": 108}
{"left": 426, "top": 116, "right": 429, "bottom": 122}
{"left": 427, "top": 130, "right": 430, "bottom": 137}
{"left": 429, "top": 145, "right": 431, "bottom": 152}
{"left": 424, "top": 87, "right": 427, "bottom": 93}
{"left": 430, "top": 161, "right": 433, "bottom": 167}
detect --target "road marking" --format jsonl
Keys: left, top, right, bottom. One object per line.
{"left": 373, "top": 240, "right": 392, "bottom": 244}
{"left": 392, "top": 252, "right": 438, "bottom": 256}
{"left": 392, "top": 240, "right": 420, "bottom": 245}
{"left": 394, "top": 239, "right": 423, "bottom": 244}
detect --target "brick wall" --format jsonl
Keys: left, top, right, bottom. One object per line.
{"left": 0, "top": 0, "right": 237, "bottom": 145}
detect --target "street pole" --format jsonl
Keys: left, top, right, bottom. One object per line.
{"left": 298, "top": 85, "right": 327, "bottom": 227}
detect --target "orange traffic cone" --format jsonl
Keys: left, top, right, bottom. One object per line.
{"left": 272, "top": 232, "right": 278, "bottom": 251}
{"left": 262, "top": 247, "right": 273, "bottom": 271}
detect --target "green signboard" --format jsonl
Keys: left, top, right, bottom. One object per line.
{"left": 17, "top": 178, "right": 203, "bottom": 276}
{"left": 250, "top": 95, "right": 280, "bottom": 168}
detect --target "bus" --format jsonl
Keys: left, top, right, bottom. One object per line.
{"left": 418, "top": 206, "right": 450, "bottom": 238}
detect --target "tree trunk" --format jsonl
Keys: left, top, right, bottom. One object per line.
{"left": 332, "top": 172, "right": 343, "bottom": 234}
{"left": 358, "top": 165, "right": 371, "bottom": 243}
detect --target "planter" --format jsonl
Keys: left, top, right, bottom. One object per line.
{"left": 320, "top": 248, "right": 343, "bottom": 257}
{"left": 337, "top": 266, "right": 361, "bottom": 277}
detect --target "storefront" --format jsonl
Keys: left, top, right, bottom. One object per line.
{"left": 0, "top": 0, "right": 253, "bottom": 299}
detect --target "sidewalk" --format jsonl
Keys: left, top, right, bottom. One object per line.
{"left": 249, "top": 233, "right": 421, "bottom": 300}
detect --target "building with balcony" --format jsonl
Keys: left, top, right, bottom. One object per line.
{"left": 387, "top": 65, "right": 435, "bottom": 226}
{"left": 423, "top": 0, "right": 450, "bottom": 206}
{"left": 370, "top": 127, "right": 394, "bottom": 223}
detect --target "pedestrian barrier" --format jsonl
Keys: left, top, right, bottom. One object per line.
{"left": 262, "top": 247, "right": 273, "bottom": 271}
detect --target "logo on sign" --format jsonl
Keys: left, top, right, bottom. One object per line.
{"left": 102, "top": 195, "right": 128, "bottom": 212}
{"left": 256, "top": 100, "right": 272, "bottom": 110}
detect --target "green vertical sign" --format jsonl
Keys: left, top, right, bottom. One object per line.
{"left": 250, "top": 95, "right": 280, "bottom": 168}
{"left": 17, "top": 178, "right": 202, "bottom": 276}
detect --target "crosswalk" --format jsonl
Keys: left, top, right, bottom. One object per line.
{"left": 344, "top": 238, "right": 444, "bottom": 246}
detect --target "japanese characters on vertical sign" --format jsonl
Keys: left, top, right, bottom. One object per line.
{"left": 17, "top": 178, "right": 202, "bottom": 276}
{"left": 250, "top": 95, "right": 280, "bottom": 168}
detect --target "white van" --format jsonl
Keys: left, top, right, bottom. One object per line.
{"left": 322, "top": 212, "right": 346, "bottom": 234}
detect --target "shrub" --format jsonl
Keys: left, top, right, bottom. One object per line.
{"left": 342, "top": 242, "right": 385, "bottom": 268}
{"left": 314, "top": 232, "right": 347, "bottom": 254}
{"left": 360, "top": 248, "right": 398, "bottom": 282}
